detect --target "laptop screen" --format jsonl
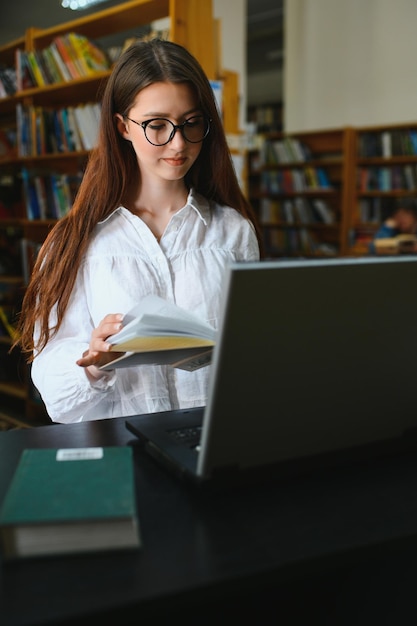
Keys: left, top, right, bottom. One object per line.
{"left": 197, "top": 256, "right": 417, "bottom": 477}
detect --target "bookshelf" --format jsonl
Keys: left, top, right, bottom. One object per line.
{"left": 348, "top": 122, "right": 417, "bottom": 255}
{"left": 0, "top": 0, "right": 219, "bottom": 424}
{"left": 248, "top": 127, "right": 355, "bottom": 258}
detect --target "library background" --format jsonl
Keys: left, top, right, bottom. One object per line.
{"left": 0, "top": 0, "right": 415, "bottom": 426}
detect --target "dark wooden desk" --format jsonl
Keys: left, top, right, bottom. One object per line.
{"left": 2, "top": 418, "right": 417, "bottom": 626}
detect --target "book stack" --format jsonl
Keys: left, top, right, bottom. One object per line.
{"left": 21, "top": 168, "right": 83, "bottom": 220}
{"left": 16, "top": 101, "right": 101, "bottom": 157}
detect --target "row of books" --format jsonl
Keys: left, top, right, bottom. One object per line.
{"left": 21, "top": 168, "right": 83, "bottom": 220}
{"left": 16, "top": 102, "right": 101, "bottom": 157}
{"left": 15, "top": 33, "right": 111, "bottom": 92}
{"left": 265, "top": 227, "right": 338, "bottom": 258}
{"left": 358, "top": 130, "right": 417, "bottom": 158}
{"left": 357, "top": 197, "right": 397, "bottom": 224}
{"left": 261, "top": 167, "right": 332, "bottom": 194}
{"left": 357, "top": 165, "right": 417, "bottom": 192}
{"left": 0, "top": 28, "right": 169, "bottom": 99}
{"left": 260, "top": 137, "right": 313, "bottom": 164}
{"left": 259, "top": 197, "right": 336, "bottom": 225}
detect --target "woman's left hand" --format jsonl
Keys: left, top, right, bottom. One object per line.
{"left": 76, "top": 313, "right": 125, "bottom": 371}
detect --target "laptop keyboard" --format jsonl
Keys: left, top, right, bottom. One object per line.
{"left": 167, "top": 425, "right": 202, "bottom": 450}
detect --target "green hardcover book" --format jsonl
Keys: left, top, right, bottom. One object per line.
{"left": 0, "top": 446, "right": 141, "bottom": 559}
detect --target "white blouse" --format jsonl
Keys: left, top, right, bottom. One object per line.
{"left": 31, "top": 189, "right": 260, "bottom": 423}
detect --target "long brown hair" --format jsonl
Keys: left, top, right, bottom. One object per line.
{"left": 15, "top": 38, "right": 262, "bottom": 360}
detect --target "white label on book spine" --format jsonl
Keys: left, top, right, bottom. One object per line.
{"left": 56, "top": 447, "right": 104, "bottom": 461}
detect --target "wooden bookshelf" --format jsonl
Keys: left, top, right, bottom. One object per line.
{"left": 0, "top": 0, "right": 220, "bottom": 424}
{"left": 348, "top": 121, "right": 417, "bottom": 255}
{"left": 246, "top": 121, "right": 417, "bottom": 257}
{"left": 247, "top": 127, "right": 355, "bottom": 258}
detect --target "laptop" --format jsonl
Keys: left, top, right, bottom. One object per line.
{"left": 126, "top": 256, "right": 417, "bottom": 484}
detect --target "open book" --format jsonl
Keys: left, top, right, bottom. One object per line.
{"left": 100, "top": 295, "right": 216, "bottom": 372}
{"left": 375, "top": 234, "right": 417, "bottom": 255}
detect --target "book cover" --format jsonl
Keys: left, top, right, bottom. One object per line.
{"left": 100, "top": 295, "right": 216, "bottom": 372}
{"left": 66, "top": 32, "right": 95, "bottom": 77}
{"left": 69, "top": 32, "right": 110, "bottom": 73}
{"left": 101, "top": 346, "right": 214, "bottom": 372}
{"left": 0, "top": 446, "right": 141, "bottom": 559}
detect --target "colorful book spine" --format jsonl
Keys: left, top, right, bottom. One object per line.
{"left": 15, "top": 49, "right": 36, "bottom": 91}
{"left": 26, "top": 51, "right": 47, "bottom": 87}
{"left": 41, "top": 47, "right": 64, "bottom": 84}
{"left": 48, "top": 41, "right": 72, "bottom": 82}
{"left": 53, "top": 36, "right": 81, "bottom": 80}
{"left": 21, "top": 167, "right": 41, "bottom": 220}
{"left": 66, "top": 106, "right": 84, "bottom": 151}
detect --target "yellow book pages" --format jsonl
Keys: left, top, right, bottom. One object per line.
{"left": 110, "top": 335, "right": 215, "bottom": 353}
{"left": 374, "top": 238, "right": 399, "bottom": 255}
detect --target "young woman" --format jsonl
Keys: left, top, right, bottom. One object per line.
{"left": 15, "top": 39, "right": 262, "bottom": 423}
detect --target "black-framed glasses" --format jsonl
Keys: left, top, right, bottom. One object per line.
{"left": 125, "top": 115, "right": 211, "bottom": 146}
